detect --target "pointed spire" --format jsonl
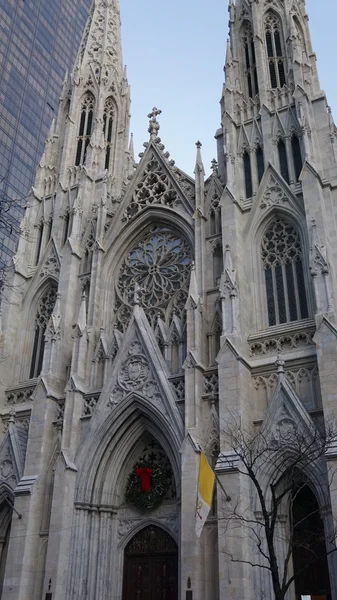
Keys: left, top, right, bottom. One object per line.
{"left": 76, "top": 0, "right": 124, "bottom": 83}
{"left": 228, "top": 0, "right": 235, "bottom": 24}
{"left": 129, "top": 133, "right": 135, "bottom": 161}
{"left": 194, "top": 141, "right": 204, "bottom": 175}
{"left": 187, "top": 262, "right": 198, "bottom": 307}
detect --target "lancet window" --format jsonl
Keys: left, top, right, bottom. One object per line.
{"left": 103, "top": 98, "right": 114, "bottom": 170}
{"left": 75, "top": 93, "right": 94, "bottom": 166}
{"left": 243, "top": 25, "right": 259, "bottom": 98}
{"left": 265, "top": 14, "right": 286, "bottom": 89}
{"left": 35, "top": 221, "right": 44, "bottom": 265}
{"left": 278, "top": 139, "right": 289, "bottom": 184}
{"left": 243, "top": 150, "right": 253, "bottom": 199}
{"left": 209, "top": 195, "right": 221, "bottom": 235}
{"left": 291, "top": 134, "right": 303, "bottom": 182}
{"left": 262, "top": 218, "right": 308, "bottom": 327}
{"left": 256, "top": 146, "right": 265, "bottom": 184}
{"left": 29, "top": 285, "right": 57, "bottom": 379}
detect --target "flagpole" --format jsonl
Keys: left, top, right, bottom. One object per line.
{"left": 214, "top": 473, "right": 231, "bottom": 502}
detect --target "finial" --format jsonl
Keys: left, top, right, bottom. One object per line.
{"left": 211, "top": 158, "right": 218, "bottom": 174}
{"left": 195, "top": 141, "right": 202, "bottom": 149}
{"left": 275, "top": 353, "right": 285, "bottom": 379}
{"left": 148, "top": 107, "right": 162, "bottom": 140}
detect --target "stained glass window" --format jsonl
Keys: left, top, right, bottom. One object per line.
{"left": 262, "top": 219, "right": 308, "bottom": 326}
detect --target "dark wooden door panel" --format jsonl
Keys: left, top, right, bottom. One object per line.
{"left": 123, "top": 526, "right": 178, "bottom": 600}
{"left": 124, "top": 554, "right": 178, "bottom": 600}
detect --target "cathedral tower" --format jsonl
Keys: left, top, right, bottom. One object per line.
{"left": 0, "top": 0, "right": 336, "bottom": 599}
{"left": 214, "top": 0, "right": 337, "bottom": 598}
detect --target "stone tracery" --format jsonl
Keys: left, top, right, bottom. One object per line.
{"left": 115, "top": 225, "right": 192, "bottom": 334}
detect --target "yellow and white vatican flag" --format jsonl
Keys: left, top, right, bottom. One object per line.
{"left": 195, "top": 451, "right": 215, "bottom": 538}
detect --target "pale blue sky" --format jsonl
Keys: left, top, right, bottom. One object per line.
{"left": 120, "top": 0, "right": 337, "bottom": 177}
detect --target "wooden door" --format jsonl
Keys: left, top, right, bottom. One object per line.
{"left": 123, "top": 526, "right": 178, "bottom": 600}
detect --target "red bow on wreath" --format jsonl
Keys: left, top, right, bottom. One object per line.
{"left": 135, "top": 468, "right": 153, "bottom": 492}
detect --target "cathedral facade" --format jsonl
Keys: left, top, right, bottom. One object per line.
{"left": 0, "top": 0, "right": 337, "bottom": 598}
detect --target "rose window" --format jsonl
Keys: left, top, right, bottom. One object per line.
{"left": 115, "top": 226, "right": 192, "bottom": 332}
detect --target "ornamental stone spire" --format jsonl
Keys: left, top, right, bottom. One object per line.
{"left": 75, "top": 0, "right": 124, "bottom": 85}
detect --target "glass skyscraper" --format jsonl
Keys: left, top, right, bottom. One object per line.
{"left": 0, "top": 0, "right": 92, "bottom": 271}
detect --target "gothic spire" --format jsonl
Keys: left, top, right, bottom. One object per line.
{"left": 75, "top": 0, "right": 124, "bottom": 84}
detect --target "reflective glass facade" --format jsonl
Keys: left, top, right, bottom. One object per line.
{"left": 0, "top": 0, "right": 92, "bottom": 271}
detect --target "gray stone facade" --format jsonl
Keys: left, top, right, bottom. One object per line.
{"left": 0, "top": 0, "right": 336, "bottom": 598}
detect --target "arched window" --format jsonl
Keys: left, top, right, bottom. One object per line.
{"left": 30, "top": 285, "right": 57, "bottom": 379}
{"left": 213, "top": 243, "right": 223, "bottom": 287}
{"left": 103, "top": 98, "right": 114, "bottom": 170}
{"left": 256, "top": 146, "right": 265, "bottom": 183}
{"left": 262, "top": 218, "right": 309, "bottom": 326}
{"left": 265, "top": 13, "right": 286, "bottom": 89}
{"left": 209, "top": 196, "right": 221, "bottom": 235}
{"left": 75, "top": 93, "right": 94, "bottom": 166}
{"left": 243, "top": 150, "right": 253, "bottom": 198}
{"left": 243, "top": 25, "right": 259, "bottom": 98}
{"left": 278, "top": 139, "right": 289, "bottom": 183}
{"left": 291, "top": 134, "right": 303, "bottom": 182}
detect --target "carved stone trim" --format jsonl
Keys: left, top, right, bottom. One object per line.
{"left": 6, "top": 382, "right": 36, "bottom": 406}
{"left": 248, "top": 322, "right": 316, "bottom": 357}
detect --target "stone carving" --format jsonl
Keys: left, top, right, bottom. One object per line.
{"left": 80, "top": 0, "right": 120, "bottom": 80}
{"left": 260, "top": 177, "right": 288, "bottom": 209}
{"left": 122, "top": 156, "right": 185, "bottom": 223}
{"left": 107, "top": 340, "right": 161, "bottom": 408}
{"left": 204, "top": 373, "right": 219, "bottom": 398}
{"left": 0, "top": 452, "right": 16, "bottom": 489}
{"left": 249, "top": 327, "right": 315, "bottom": 356}
{"left": 82, "top": 394, "right": 100, "bottom": 417}
{"left": 6, "top": 385, "right": 35, "bottom": 405}
{"left": 170, "top": 377, "right": 185, "bottom": 401}
{"left": 115, "top": 226, "right": 192, "bottom": 335}
{"left": 40, "top": 246, "right": 60, "bottom": 279}
{"left": 253, "top": 364, "right": 322, "bottom": 410}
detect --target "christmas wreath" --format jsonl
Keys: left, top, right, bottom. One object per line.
{"left": 125, "top": 462, "right": 168, "bottom": 510}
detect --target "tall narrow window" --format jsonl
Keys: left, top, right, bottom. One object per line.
{"left": 75, "top": 93, "right": 94, "bottom": 166}
{"left": 262, "top": 218, "right": 309, "bottom": 327}
{"left": 291, "top": 134, "right": 303, "bottom": 182}
{"left": 243, "top": 26, "right": 259, "bottom": 98}
{"left": 209, "top": 196, "right": 221, "bottom": 235}
{"left": 103, "top": 98, "right": 114, "bottom": 170}
{"left": 243, "top": 151, "right": 253, "bottom": 198}
{"left": 278, "top": 139, "right": 289, "bottom": 183}
{"left": 265, "top": 14, "right": 286, "bottom": 89}
{"left": 213, "top": 243, "right": 223, "bottom": 287}
{"left": 35, "top": 222, "right": 44, "bottom": 266}
{"left": 256, "top": 146, "right": 265, "bottom": 183}
{"left": 30, "top": 285, "right": 57, "bottom": 379}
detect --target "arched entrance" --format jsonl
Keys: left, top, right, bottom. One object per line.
{"left": 292, "top": 485, "right": 332, "bottom": 599}
{"left": 123, "top": 525, "right": 178, "bottom": 600}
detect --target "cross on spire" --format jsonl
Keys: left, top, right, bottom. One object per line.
{"left": 148, "top": 107, "right": 162, "bottom": 139}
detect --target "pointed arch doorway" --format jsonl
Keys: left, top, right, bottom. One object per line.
{"left": 123, "top": 525, "right": 178, "bottom": 600}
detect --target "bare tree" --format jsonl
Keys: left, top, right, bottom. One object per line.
{"left": 219, "top": 414, "right": 337, "bottom": 600}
